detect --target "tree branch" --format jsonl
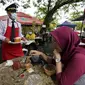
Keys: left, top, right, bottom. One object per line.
{"left": 43, "top": 0, "right": 84, "bottom": 28}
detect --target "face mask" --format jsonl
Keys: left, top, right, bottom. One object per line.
{"left": 11, "top": 13, "right": 17, "bottom": 20}
{"left": 29, "top": 32, "right": 32, "bottom": 34}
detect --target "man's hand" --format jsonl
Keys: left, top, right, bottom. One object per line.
{"left": 4, "top": 38, "right": 10, "bottom": 43}
{"left": 21, "top": 37, "right": 27, "bottom": 41}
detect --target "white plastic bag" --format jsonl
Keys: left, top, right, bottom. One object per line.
{"left": 24, "top": 73, "right": 42, "bottom": 85}
{"left": 5, "top": 60, "right": 13, "bottom": 66}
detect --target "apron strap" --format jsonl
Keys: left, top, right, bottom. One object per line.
{"left": 7, "top": 19, "right": 19, "bottom": 28}
{"left": 16, "top": 22, "right": 19, "bottom": 28}
{"left": 7, "top": 19, "right": 9, "bottom": 27}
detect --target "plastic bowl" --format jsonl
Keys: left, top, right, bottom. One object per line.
{"left": 43, "top": 64, "right": 56, "bottom": 76}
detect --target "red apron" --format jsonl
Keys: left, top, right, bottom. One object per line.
{"left": 2, "top": 20, "right": 24, "bottom": 60}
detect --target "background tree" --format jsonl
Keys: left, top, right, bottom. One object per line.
{"left": 33, "top": 0, "right": 85, "bottom": 30}
{"left": 0, "top": 0, "right": 85, "bottom": 31}
{"left": 68, "top": 10, "right": 83, "bottom": 30}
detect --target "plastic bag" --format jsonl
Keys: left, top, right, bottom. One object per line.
{"left": 24, "top": 73, "right": 42, "bottom": 85}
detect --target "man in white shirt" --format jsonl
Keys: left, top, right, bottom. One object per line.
{"left": 0, "top": 3, "right": 27, "bottom": 61}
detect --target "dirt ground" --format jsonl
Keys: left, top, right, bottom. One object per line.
{"left": 0, "top": 57, "right": 57, "bottom": 85}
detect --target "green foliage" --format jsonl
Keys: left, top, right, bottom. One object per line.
{"left": 68, "top": 10, "right": 84, "bottom": 30}
{"left": 49, "top": 19, "right": 59, "bottom": 31}
{"left": 34, "top": 0, "right": 85, "bottom": 29}
{"left": 74, "top": 22, "right": 82, "bottom": 30}
{"left": 69, "top": 11, "right": 83, "bottom": 20}
{"left": 0, "top": 0, "right": 31, "bottom": 9}
{"left": 1, "top": 0, "right": 85, "bottom": 30}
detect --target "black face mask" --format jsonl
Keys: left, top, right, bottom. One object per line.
{"left": 30, "top": 55, "right": 47, "bottom": 65}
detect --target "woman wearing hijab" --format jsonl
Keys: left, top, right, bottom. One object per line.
{"left": 29, "top": 26, "right": 85, "bottom": 85}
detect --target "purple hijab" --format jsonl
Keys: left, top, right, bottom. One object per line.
{"left": 50, "top": 26, "right": 85, "bottom": 64}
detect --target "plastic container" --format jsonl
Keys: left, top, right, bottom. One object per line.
{"left": 12, "top": 61, "right": 21, "bottom": 70}
{"left": 43, "top": 64, "right": 56, "bottom": 76}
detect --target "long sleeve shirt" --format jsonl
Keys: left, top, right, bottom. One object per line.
{"left": 0, "top": 18, "right": 24, "bottom": 41}
{"left": 56, "top": 53, "right": 85, "bottom": 85}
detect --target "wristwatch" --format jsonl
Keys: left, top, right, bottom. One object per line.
{"left": 55, "top": 57, "right": 61, "bottom": 63}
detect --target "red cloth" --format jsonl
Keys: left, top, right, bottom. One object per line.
{"left": 2, "top": 25, "right": 24, "bottom": 60}
{"left": 82, "top": 38, "right": 85, "bottom": 43}
{"left": 50, "top": 26, "right": 85, "bottom": 85}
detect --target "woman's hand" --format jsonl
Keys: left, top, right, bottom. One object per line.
{"left": 53, "top": 49, "right": 62, "bottom": 74}
{"left": 29, "top": 50, "right": 43, "bottom": 56}
{"left": 29, "top": 50, "right": 48, "bottom": 62}
{"left": 53, "top": 49, "right": 61, "bottom": 60}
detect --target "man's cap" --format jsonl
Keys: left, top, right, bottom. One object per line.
{"left": 5, "top": 3, "right": 18, "bottom": 12}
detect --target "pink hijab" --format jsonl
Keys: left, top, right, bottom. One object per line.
{"left": 50, "top": 26, "right": 85, "bottom": 64}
